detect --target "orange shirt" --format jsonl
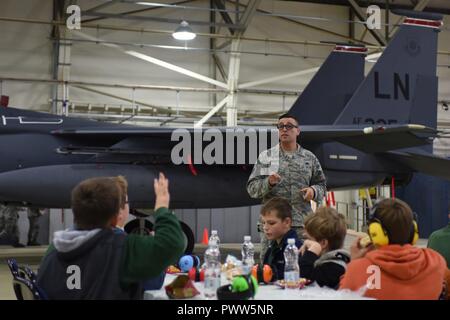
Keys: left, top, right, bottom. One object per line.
{"left": 339, "top": 244, "right": 446, "bottom": 300}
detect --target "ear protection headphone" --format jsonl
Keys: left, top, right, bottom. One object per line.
{"left": 368, "top": 201, "right": 419, "bottom": 246}
{"left": 217, "top": 275, "right": 258, "bottom": 300}
{"left": 188, "top": 267, "right": 205, "bottom": 282}
{"left": 251, "top": 264, "right": 275, "bottom": 284}
{"left": 178, "top": 255, "right": 200, "bottom": 272}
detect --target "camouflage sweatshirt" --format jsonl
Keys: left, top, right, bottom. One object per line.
{"left": 246, "top": 144, "right": 326, "bottom": 226}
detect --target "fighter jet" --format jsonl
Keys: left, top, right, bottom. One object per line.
{"left": 0, "top": 10, "right": 448, "bottom": 216}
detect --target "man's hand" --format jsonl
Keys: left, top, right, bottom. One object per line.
{"left": 350, "top": 236, "right": 374, "bottom": 260}
{"left": 300, "top": 187, "right": 314, "bottom": 201}
{"left": 268, "top": 173, "right": 281, "bottom": 187}
{"left": 300, "top": 239, "right": 322, "bottom": 256}
{"left": 154, "top": 172, "right": 170, "bottom": 210}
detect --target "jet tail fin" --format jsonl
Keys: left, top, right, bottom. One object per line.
{"left": 287, "top": 44, "right": 366, "bottom": 125}
{"left": 334, "top": 10, "right": 443, "bottom": 129}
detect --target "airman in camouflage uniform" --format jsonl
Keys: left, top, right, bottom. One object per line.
{"left": 0, "top": 204, "right": 21, "bottom": 246}
{"left": 247, "top": 114, "right": 327, "bottom": 260}
{"left": 27, "top": 208, "right": 43, "bottom": 246}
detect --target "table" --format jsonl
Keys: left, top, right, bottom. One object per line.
{"left": 143, "top": 274, "right": 371, "bottom": 300}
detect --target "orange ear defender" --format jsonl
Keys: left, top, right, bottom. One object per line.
{"left": 188, "top": 267, "right": 205, "bottom": 282}
{"left": 251, "top": 264, "right": 274, "bottom": 284}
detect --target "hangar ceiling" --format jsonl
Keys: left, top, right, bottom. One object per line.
{"left": 0, "top": 0, "right": 449, "bottom": 138}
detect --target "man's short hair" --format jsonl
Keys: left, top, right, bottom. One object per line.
{"left": 278, "top": 113, "right": 299, "bottom": 125}
{"left": 71, "top": 177, "right": 121, "bottom": 230}
{"left": 372, "top": 198, "right": 415, "bottom": 245}
{"left": 261, "top": 197, "right": 292, "bottom": 221}
{"left": 304, "top": 207, "right": 347, "bottom": 251}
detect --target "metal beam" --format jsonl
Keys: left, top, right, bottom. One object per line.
{"left": 0, "top": 16, "right": 385, "bottom": 51}
{"left": 224, "top": 1, "right": 260, "bottom": 126}
{"left": 212, "top": 54, "right": 228, "bottom": 82}
{"left": 194, "top": 95, "right": 229, "bottom": 127}
{"left": 84, "top": 0, "right": 120, "bottom": 13}
{"left": 238, "top": 50, "right": 383, "bottom": 89}
{"left": 82, "top": 0, "right": 196, "bottom": 24}
{"left": 228, "top": 0, "right": 376, "bottom": 46}
{"left": 126, "top": 50, "right": 229, "bottom": 89}
{"left": 239, "top": 67, "right": 320, "bottom": 89}
{"left": 215, "top": 39, "right": 232, "bottom": 50}
{"left": 210, "top": 0, "right": 218, "bottom": 108}
{"left": 213, "top": 0, "right": 236, "bottom": 35}
{"left": 82, "top": 11, "right": 244, "bottom": 30}
{"left": 226, "top": 39, "right": 242, "bottom": 126}
{"left": 50, "top": 0, "right": 65, "bottom": 114}
{"left": 385, "top": 0, "right": 390, "bottom": 42}
{"left": 347, "top": 0, "right": 387, "bottom": 46}
{"left": 1, "top": 76, "right": 303, "bottom": 96}
{"left": 282, "top": 0, "right": 450, "bottom": 15}
{"left": 72, "top": 30, "right": 228, "bottom": 89}
{"left": 349, "top": 7, "right": 355, "bottom": 40}
{"left": 236, "top": 0, "right": 261, "bottom": 33}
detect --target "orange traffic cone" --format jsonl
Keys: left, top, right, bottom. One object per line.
{"left": 202, "top": 228, "right": 209, "bottom": 245}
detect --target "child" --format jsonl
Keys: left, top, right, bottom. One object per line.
{"left": 37, "top": 173, "right": 185, "bottom": 299}
{"left": 261, "top": 197, "right": 303, "bottom": 280}
{"left": 340, "top": 198, "right": 447, "bottom": 300}
{"left": 112, "top": 175, "right": 165, "bottom": 290}
{"left": 299, "top": 207, "right": 350, "bottom": 289}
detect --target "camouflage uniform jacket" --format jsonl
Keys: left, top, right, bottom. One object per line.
{"left": 246, "top": 144, "right": 327, "bottom": 226}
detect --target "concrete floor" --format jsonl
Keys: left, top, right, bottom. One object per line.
{"left": 0, "top": 234, "right": 429, "bottom": 300}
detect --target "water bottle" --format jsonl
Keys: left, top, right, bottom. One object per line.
{"left": 241, "top": 235, "right": 255, "bottom": 275}
{"left": 284, "top": 238, "right": 300, "bottom": 289}
{"left": 203, "top": 239, "right": 221, "bottom": 299}
{"left": 209, "top": 230, "right": 220, "bottom": 246}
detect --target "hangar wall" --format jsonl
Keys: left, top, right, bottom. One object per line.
{"left": 34, "top": 206, "right": 263, "bottom": 245}
{"left": 4, "top": 1, "right": 450, "bottom": 245}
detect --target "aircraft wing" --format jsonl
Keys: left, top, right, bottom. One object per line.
{"left": 52, "top": 124, "right": 437, "bottom": 154}
{"left": 301, "top": 124, "right": 437, "bottom": 153}
{"left": 384, "top": 151, "right": 450, "bottom": 180}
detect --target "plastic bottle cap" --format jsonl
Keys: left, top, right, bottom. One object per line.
{"left": 211, "top": 230, "right": 218, "bottom": 235}
{"left": 244, "top": 236, "right": 251, "bottom": 241}
{"left": 287, "top": 238, "right": 295, "bottom": 244}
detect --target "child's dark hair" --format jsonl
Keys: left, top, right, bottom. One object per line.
{"left": 261, "top": 197, "right": 292, "bottom": 221}
{"left": 71, "top": 177, "right": 121, "bottom": 230}
{"left": 114, "top": 175, "right": 128, "bottom": 209}
{"left": 304, "top": 207, "right": 347, "bottom": 251}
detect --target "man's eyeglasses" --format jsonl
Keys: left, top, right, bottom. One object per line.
{"left": 277, "top": 124, "right": 298, "bottom": 130}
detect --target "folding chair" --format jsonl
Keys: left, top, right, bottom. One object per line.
{"left": 6, "top": 258, "right": 47, "bottom": 300}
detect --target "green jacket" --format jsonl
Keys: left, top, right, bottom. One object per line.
{"left": 428, "top": 223, "right": 450, "bottom": 268}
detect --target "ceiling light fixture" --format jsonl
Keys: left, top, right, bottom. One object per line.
{"left": 172, "top": 20, "right": 196, "bottom": 41}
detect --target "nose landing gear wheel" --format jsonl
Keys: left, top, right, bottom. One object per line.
{"left": 124, "top": 219, "right": 195, "bottom": 255}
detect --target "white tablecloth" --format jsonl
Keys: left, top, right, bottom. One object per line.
{"left": 143, "top": 274, "right": 371, "bottom": 300}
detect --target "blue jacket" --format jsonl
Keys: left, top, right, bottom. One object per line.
{"left": 262, "top": 229, "right": 303, "bottom": 280}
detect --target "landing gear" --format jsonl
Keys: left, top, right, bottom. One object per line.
{"left": 124, "top": 209, "right": 195, "bottom": 255}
